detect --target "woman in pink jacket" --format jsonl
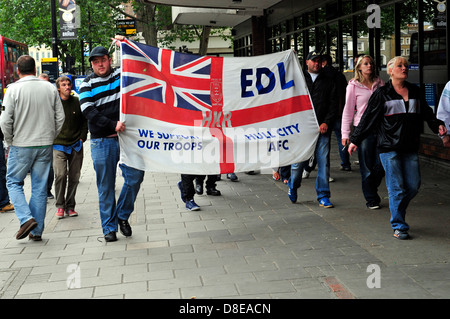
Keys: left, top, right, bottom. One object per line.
{"left": 341, "top": 55, "right": 385, "bottom": 209}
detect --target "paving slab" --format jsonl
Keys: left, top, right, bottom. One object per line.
{"left": 0, "top": 140, "right": 449, "bottom": 301}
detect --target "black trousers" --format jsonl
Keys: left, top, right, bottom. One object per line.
{"left": 181, "top": 174, "right": 218, "bottom": 201}
{"left": 195, "top": 175, "right": 218, "bottom": 189}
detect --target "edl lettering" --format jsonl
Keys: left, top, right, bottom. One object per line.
{"left": 241, "top": 62, "right": 295, "bottom": 98}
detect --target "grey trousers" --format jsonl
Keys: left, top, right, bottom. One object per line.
{"left": 53, "top": 147, "right": 84, "bottom": 211}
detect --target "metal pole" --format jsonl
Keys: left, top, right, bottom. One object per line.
{"left": 51, "top": 0, "right": 58, "bottom": 58}
{"left": 447, "top": 0, "right": 450, "bottom": 81}
{"left": 418, "top": 0, "right": 424, "bottom": 88}
{"left": 351, "top": 0, "right": 358, "bottom": 59}
{"left": 394, "top": 2, "right": 401, "bottom": 56}
{"left": 81, "top": 39, "right": 85, "bottom": 74}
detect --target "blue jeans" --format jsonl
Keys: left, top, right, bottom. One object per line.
{"left": 91, "top": 138, "right": 145, "bottom": 234}
{"left": 6, "top": 146, "right": 52, "bottom": 236}
{"left": 333, "top": 120, "right": 351, "bottom": 169}
{"left": 379, "top": 151, "right": 421, "bottom": 231}
{"left": 116, "top": 163, "right": 144, "bottom": 221}
{"left": 91, "top": 138, "right": 120, "bottom": 235}
{"left": 357, "top": 133, "right": 385, "bottom": 206}
{"left": 289, "top": 133, "right": 331, "bottom": 201}
{"left": 0, "top": 142, "right": 10, "bottom": 208}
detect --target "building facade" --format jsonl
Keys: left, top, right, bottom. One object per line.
{"left": 28, "top": 46, "right": 54, "bottom": 76}
{"left": 148, "top": 0, "right": 450, "bottom": 169}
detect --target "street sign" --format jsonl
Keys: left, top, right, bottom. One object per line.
{"left": 59, "top": 1, "right": 77, "bottom": 40}
{"left": 116, "top": 19, "right": 137, "bottom": 35}
{"left": 41, "top": 58, "right": 59, "bottom": 82}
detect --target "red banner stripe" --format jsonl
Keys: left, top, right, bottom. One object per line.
{"left": 122, "top": 94, "right": 312, "bottom": 127}
{"left": 229, "top": 95, "right": 313, "bottom": 127}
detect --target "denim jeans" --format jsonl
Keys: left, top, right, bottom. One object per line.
{"left": 379, "top": 151, "right": 421, "bottom": 231}
{"left": 289, "top": 133, "right": 331, "bottom": 201}
{"left": 357, "top": 133, "right": 385, "bottom": 206}
{"left": 288, "top": 160, "right": 309, "bottom": 190}
{"left": 90, "top": 137, "right": 120, "bottom": 235}
{"left": 116, "top": 163, "right": 144, "bottom": 221}
{"left": 333, "top": 120, "right": 351, "bottom": 169}
{"left": 0, "top": 142, "right": 10, "bottom": 208}
{"left": 6, "top": 146, "right": 52, "bottom": 236}
{"left": 180, "top": 174, "right": 196, "bottom": 202}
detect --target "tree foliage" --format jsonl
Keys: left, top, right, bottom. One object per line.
{"left": 0, "top": 0, "right": 231, "bottom": 72}
{"left": 3, "top": 0, "right": 433, "bottom": 72}
{"left": 0, "top": 0, "right": 118, "bottom": 71}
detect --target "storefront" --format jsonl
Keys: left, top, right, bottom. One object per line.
{"left": 152, "top": 0, "right": 450, "bottom": 169}
{"left": 232, "top": 0, "right": 450, "bottom": 168}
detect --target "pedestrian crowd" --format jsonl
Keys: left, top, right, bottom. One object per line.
{"left": 0, "top": 36, "right": 449, "bottom": 244}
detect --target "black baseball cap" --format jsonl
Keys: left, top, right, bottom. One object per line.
{"left": 89, "top": 46, "right": 109, "bottom": 62}
{"left": 306, "top": 51, "right": 321, "bottom": 61}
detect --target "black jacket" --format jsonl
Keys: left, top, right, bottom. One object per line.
{"left": 303, "top": 70, "right": 338, "bottom": 130}
{"left": 0, "top": 108, "right": 3, "bottom": 141}
{"left": 350, "top": 80, "right": 444, "bottom": 153}
{"left": 322, "top": 65, "right": 347, "bottom": 117}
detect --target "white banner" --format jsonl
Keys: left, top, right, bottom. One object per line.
{"left": 119, "top": 40, "right": 318, "bottom": 174}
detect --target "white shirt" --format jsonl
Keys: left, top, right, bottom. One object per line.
{"left": 309, "top": 72, "right": 319, "bottom": 83}
{"left": 437, "top": 80, "right": 450, "bottom": 135}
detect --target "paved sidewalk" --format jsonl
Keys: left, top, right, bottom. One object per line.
{"left": 0, "top": 140, "right": 449, "bottom": 299}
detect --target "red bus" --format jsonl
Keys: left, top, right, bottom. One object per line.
{"left": 0, "top": 35, "right": 28, "bottom": 108}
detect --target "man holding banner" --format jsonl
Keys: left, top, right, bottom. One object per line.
{"left": 288, "top": 51, "right": 338, "bottom": 208}
{"left": 79, "top": 42, "right": 144, "bottom": 242}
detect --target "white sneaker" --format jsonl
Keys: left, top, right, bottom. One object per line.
{"left": 329, "top": 177, "right": 334, "bottom": 182}
{"left": 302, "top": 171, "right": 310, "bottom": 179}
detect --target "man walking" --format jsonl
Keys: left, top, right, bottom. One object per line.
{"left": 53, "top": 76, "right": 88, "bottom": 219}
{"left": 0, "top": 114, "right": 14, "bottom": 213}
{"left": 288, "top": 51, "right": 337, "bottom": 208}
{"left": 0, "top": 55, "right": 65, "bottom": 241}
{"left": 79, "top": 43, "right": 144, "bottom": 242}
